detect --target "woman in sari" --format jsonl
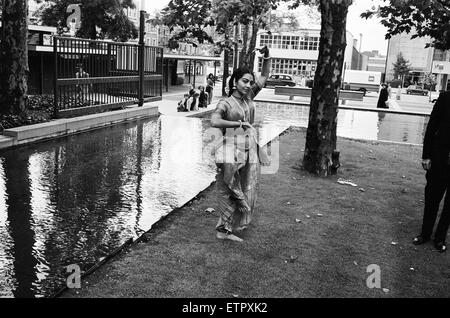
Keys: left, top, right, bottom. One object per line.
{"left": 211, "top": 46, "right": 271, "bottom": 242}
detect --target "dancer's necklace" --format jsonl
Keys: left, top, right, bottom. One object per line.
{"left": 231, "top": 95, "right": 249, "bottom": 122}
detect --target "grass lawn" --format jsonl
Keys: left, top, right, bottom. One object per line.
{"left": 61, "top": 127, "right": 450, "bottom": 298}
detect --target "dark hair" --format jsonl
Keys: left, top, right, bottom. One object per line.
{"left": 208, "top": 73, "right": 214, "bottom": 79}
{"left": 228, "top": 65, "right": 254, "bottom": 97}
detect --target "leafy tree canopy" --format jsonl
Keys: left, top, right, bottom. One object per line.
{"left": 36, "top": 0, "right": 138, "bottom": 41}
{"left": 361, "top": 0, "right": 450, "bottom": 50}
{"left": 161, "top": 0, "right": 215, "bottom": 47}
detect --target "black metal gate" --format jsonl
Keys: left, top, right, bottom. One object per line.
{"left": 53, "top": 37, "right": 163, "bottom": 118}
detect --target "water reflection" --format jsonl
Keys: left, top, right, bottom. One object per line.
{"left": 0, "top": 116, "right": 217, "bottom": 298}
{"left": 256, "top": 102, "right": 428, "bottom": 144}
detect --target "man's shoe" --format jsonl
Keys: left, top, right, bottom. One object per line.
{"left": 412, "top": 235, "right": 430, "bottom": 245}
{"left": 434, "top": 241, "right": 447, "bottom": 253}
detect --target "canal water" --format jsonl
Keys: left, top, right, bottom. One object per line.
{"left": 0, "top": 103, "right": 428, "bottom": 298}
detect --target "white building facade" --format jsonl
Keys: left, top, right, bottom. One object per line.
{"left": 431, "top": 50, "right": 450, "bottom": 92}
{"left": 386, "top": 32, "right": 450, "bottom": 91}
{"left": 385, "top": 33, "right": 434, "bottom": 85}
{"left": 254, "top": 29, "right": 355, "bottom": 83}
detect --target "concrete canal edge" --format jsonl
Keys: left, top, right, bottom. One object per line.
{"left": 0, "top": 105, "right": 160, "bottom": 150}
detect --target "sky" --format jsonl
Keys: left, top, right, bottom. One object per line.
{"left": 143, "top": 0, "right": 389, "bottom": 55}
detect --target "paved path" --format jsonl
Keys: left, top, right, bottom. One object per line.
{"left": 254, "top": 87, "right": 436, "bottom": 115}
{"left": 145, "top": 84, "right": 223, "bottom": 117}
{"left": 144, "top": 84, "right": 437, "bottom": 119}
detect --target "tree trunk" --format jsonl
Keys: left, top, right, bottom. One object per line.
{"left": 0, "top": 0, "right": 29, "bottom": 115}
{"left": 243, "top": 18, "right": 259, "bottom": 69}
{"left": 302, "top": 0, "right": 352, "bottom": 176}
{"left": 222, "top": 48, "right": 230, "bottom": 96}
{"left": 222, "top": 28, "right": 232, "bottom": 97}
{"left": 239, "top": 23, "right": 249, "bottom": 67}
{"left": 233, "top": 23, "right": 239, "bottom": 69}
{"left": 247, "top": 18, "right": 259, "bottom": 71}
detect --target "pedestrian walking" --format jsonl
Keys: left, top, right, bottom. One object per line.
{"left": 377, "top": 83, "right": 389, "bottom": 108}
{"left": 75, "top": 64, "right": 91, "bottom": 105}
{"left": 198, "top": 85, "right": 208, "bottom": 108}
{"left": 413, "top": 91, "right": 450, "bottom": 252}
{"left": 206, "top": 73, "right": 214, "bottom": 105}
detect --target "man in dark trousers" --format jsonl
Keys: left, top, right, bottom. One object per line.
{"left": 377, "top": 83, "right": 389, "bottom": 108}
{"left": 413, "top": 90, "right": 450, "bottom": 253}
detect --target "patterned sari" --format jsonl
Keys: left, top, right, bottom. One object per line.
{"left": 212, "top": 83, "right": 264, "bottom": 234}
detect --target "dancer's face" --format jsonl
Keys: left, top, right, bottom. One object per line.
{"left": 234, "top": 73, "right": 254, "bottom": 96}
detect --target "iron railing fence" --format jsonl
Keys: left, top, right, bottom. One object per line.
{"left": 53, "top": 37, "right": 163, "bottom": 118}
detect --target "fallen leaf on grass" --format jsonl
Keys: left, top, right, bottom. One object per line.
{"left": 337, "top": 178, "right": 358, "bottom": 187}
{"left": 232, "top": 294, "right": 239, "bottom": 298}
{"left": 305, "top": 214, "right": 311, "bottom": 218}
{"left": 382, "top": 288, "right": 390, "bottom": 293}
{"left": 205, "top": 208, "right": 215, "bottom": 214}
{"left": 391, "top": 241, "right": 398, "bottom": 245}
{"left": 295, "top": 219, "right": 302, "bottom": 223}
{"left": 353, "top": 261, "right": 358, "bottom": 266}
{"left": 317, "top": 213, "right": 323, "bottom": 217}
{"left": 410, "top": 267, "right": 415, "bottom": 271}
{"left": 359, "top": 188, "right": 366, "bottom": 192}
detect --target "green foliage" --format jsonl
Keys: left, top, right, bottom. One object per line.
{"left": 392, "top": 52, "right": 411, "bottom": 79}
{"left": 162, "top": 0, "right": 215, "bottom": 47}
{"left": 36, "top": 0, "right": 138, "bottom": 41}
{"left": 0, "top": 95, "right": 54, "bottom": 130}
{"left": 361, "top": 0, "right": 450, "bottom": 50}
{"left": 288, "top": 0, "right": 319, "bottom": 10}
{"left": 422, "top": 72, "right": 437, "bottom": 90}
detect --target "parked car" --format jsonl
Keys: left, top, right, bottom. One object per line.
{"left": 406, "top": 85, "right": 429, "bottom": 96}
{"left": 264, "top": 74, "right": 296, "bottom": 88}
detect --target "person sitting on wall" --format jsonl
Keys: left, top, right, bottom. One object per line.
{"left": 186, "top": 89, "right": 200, "bottom": 111}
{"left": 188, "top": 84, "right": 195, "bottom": 96}
{"left": 178, "top": 94, "right": 190, "bottom": 112}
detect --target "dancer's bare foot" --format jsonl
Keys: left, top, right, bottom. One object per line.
{"left": 216, "top": 231, "right": 243, "bottom": 242}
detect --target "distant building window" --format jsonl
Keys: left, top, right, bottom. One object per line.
{"left": 433, "top": 49, "right": 445, "bottom": 62}
{"left": 273, "top": 35, "right": 281, "bottom": 49}
{"left": 260, "top": 34, "right": 271, "bottom": 48}
{"left": 258, "top": 58, "right": 316, "bottom": 76}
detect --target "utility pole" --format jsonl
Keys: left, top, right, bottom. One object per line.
{"left": 138, "top": 2, "right": 146, "bottom": 107}
{"left": 358, "top": 33, "right": 362, "bottom": 70}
